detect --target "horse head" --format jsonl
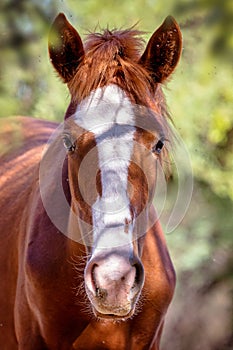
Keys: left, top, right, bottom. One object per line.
{"left": 48, "top": 13, "right": 182, "bottom": 320}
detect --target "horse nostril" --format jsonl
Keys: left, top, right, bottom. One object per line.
{"left": 91, "top": 263, "right": 98, "bottom": 287}
{"left": 84, "top": 262, "right": 100, "bottom": 296}
{"left": 131, "top": 260, "right": 144, "bottom": 291}
{"left": 134, "top": 263, "right": 141, "bottom": 284}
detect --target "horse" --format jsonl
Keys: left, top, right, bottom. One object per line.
{"left": 0, "top": 13, "right": 182, "bottom": 350}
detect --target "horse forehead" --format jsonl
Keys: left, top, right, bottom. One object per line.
{"left": 74, "top": 84, "right": 136, "bottom": 135}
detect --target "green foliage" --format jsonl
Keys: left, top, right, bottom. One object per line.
{"left": 173, "top": 0, "right": 233, "bottom": 63}
{"left": 0, "top": 0, "right": 68, "bottom": 120}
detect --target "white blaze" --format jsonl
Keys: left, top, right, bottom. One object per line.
{"left": 75, "top": 84, "right": 135, "bottom": 249}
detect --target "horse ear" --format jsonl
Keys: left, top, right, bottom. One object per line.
{"left": 48, "top": 13, "right": 84, "bottom": 83}
{"left": 139, "top": 16, "right": 182, "bottom": 83}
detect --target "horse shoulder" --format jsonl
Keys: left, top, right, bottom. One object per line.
{"left": 0, "top": 116, "right": 59, "bottom": 347}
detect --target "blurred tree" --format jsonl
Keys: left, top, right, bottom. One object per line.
{"left": 173, "top": 0, "right": 233, "bottom": 62}
{"left": 0, "top": 0, "right": 67, "bottom": 120}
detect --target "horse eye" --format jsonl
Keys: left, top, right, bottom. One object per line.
{"left": 62, "top": 134, "right": 76, "bottom": 152}
{"left": 152, "top": 139, "right": 164, "bottom": 154}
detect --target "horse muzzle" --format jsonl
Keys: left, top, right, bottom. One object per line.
{"left": 84, "top": 251, "right": 144, "bottom": 319}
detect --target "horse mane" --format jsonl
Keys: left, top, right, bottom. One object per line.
{"left": 68, "top": 28, "right": 168, "bottom": 117}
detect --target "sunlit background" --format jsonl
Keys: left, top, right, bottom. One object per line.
{"left": 0, "top": 1, "right": 232, "bottom": 349}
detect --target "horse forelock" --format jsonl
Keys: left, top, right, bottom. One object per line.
{"left": 68, "top": 28, "right": 164, "bottom": 111}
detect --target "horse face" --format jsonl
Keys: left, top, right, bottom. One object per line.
{"left": 50, "top": 13, "right": 181, "bottom": 320}
{"left": 64, "top": 85, "right": 163, "bottom": 319}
